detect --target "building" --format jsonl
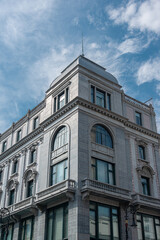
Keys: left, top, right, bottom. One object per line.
{"left": 0, "top": 55, "right": 160, "bottom": 240}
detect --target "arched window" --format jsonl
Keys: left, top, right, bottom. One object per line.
{"left": 52, "top": 126, "right": 68, "bottom": 151}
{"left": 91, "top": 124, "right": 113, "bottom": 148}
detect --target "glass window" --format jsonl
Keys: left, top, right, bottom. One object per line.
{"left": 2, "top": 141, "right": 7, "bottom": 153}
{"left": 139, "top": 145, "right": 145, "bottom": 160}
{"left": 92, "top": 159, "right": 115, "bottom": 185}
{"left": 93, "top": 125, "right": 113, "bottom": 148}
{"left": 12, "top": 160, "right": 18, "bottom": 174}
{"left": 17, "top": 129, "right": 22, "bottom": 142}
{"left": 27, "top": 180, "right": 33, "bottom": 198}
{"left": 30, "top": 150, "right": 36, "bottom": 164}
{"left": 50, "top": 160, "right": 68, "bottom": 186}
{"left": 58, "top": 91, "right": 65, "bottom": 109}
{"left": 0, "top": 224, "right": 14, "bottom": 240}
{"left": 96, "top": 89, "right": 105, "bottom": 108}
{"left": 89, "top": 203, "right": 119, "bottom": 240}
{"left": 107, "top": 93, "right": 111, "bottom": 110}
{"left": 136, "top": 112, "right": 142, "bottom": 126}
{"left": 9, "top": 189, "right": 15, "bottom": 206}
{"left": 53, "top": 126, "right": 68, "bottom": 151}
{"left": 141, "top": 177, "right": 150, "bottom": 196}
{"left": 46, "top": 205, "right": 68, "bottom": 240}
{"left": 19, "top": 217, "right": 34, "bottom": 240}
{"left": 33, "top": 117, "right": 39, "bottom": 130}
{"left": 54, "top": 97, "right": 57, "bottom": 112}
{"left": 91, "top": 86, "right": 95, "bottom": 103}
{"left": 66, "top": 88, "right": 69, "bottom": 104}
{"left": 0, "top": 170, "right": 3, "bottom": 182}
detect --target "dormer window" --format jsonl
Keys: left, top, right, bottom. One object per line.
{"left": 54, "top": 88, "right": 69, "bottom": 112}
{"left": 135, "top": 112, "right": 142, "bottom": 126}
{"left": 91, "top": 85, "right": 111, "bottom": 110}
{"left": 2, "top": 140, "right": 7, "bottom": 153}
{"left": 17, "top": 129, "right": 22, "bottom": 142}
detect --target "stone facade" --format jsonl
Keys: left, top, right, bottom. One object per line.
{"left": 0, "top": 55, "right": 160, "bottom": 240}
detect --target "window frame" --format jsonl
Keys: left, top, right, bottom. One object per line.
{"left": 52, "top": 126, "right": 68, "bottom": 151}
{"left": 12, "top": 160, "right": 18, "bottom": 174}
{"left": 16, "top": 129, "right": 22, "bottom": 142}
{"left": 89, "top": 202, "right": 120, "bottom": 240}
{"left": 19, "top": 216, "right": 34, "bottom": 240}
{"left": 141, "top": 176, "right": 150, "bottom": 196}
{"left": 54, "top": 87, "right": 70, "bottom": 112}
{"left": 50, "top": 159, "right": 68, "bottom": 186}
{"left": 30, "top": 149, "right": 36, "bottom": 164}
{"left": 135, "top": 111, "right": 142, "bottom": 126}
{"left": 138, "top": 145, "right": 145, "bottom": 160}
{"left": 27, "top": 179, "right": 34, "bottom": 198}
{"left": 2, "top": 140, "right": 7, "bottom": 153}
{"left": 91, "top": 85, "right": 112, "bottom": 110}
{"left": 8, "top": 189, "right": 15, "bottom": 206}
{"left": 33, "top": 116, "right": 39, "bottom": 130}
{"left": 0, "top": 223, "right": 14, "bottom": 240}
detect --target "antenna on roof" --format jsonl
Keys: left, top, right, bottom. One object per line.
{"left": 82, "top": 32, "right": 84, "bottom": 56}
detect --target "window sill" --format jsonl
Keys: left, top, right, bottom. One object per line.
{"left": 138, "top": 158, "right": 149, "bottom": 164}
{"left": 27, "top": 162, "right": 37, "bottom": 169}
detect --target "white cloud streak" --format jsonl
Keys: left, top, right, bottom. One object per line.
{"left": 107, "top": 0, "right": 160, "bottom": 35}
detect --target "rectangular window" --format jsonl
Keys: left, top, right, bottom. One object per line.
{"left": 2, "top": 140, "right": 7, "bottom": 153}
{"left": 19, "top": 216, "right": 34, "bottom": 240}
{"left": 58, "top": 91, "right": 65, "bottom": 109}
{"left": 50, "top": 160, "right": 68, "bottom": 186}
{"left": 138, "top": 145, "right": 145, "bottom": 160}
{"left": 91, "top": 86, "right": 95, "bottom": 103}
{"left": 137, "top": 214, "right": 160, "bottom": 240}
{"left": 66, "top": 88, "right": 69, "bottom": 104}
{"left": 27, "top": 180, "right": 33, "bottom": 198}
{"left": 91, "top": 158, "right": 115, "bottom": 185}
{"left": 17, "top": 129, "right": 22, "bottom": 142}
{"left": 89, "top": 202, "right": 120, "bottom": 240}
{"left": 107, "top": 93, "right": 111, "bottom": 110}
{"left": 141, "top": 177, "right": 150, "bottom": 196}
{"left": 54, "top": 97, "right": 57, "bottom": 112}
{"left": 136, "top": 112, "right": 142, "bottom": 126}
{"left": 0, "top": 170, "right": 2, "bottom": 182}
{"left": 96, "top": 89, "right": 105, "bottom": 108}
{"left": 33, "top": 116, "right": 39, "bottom": 130}
{"left": 46, "top": 204, "right": 68, "bottom": 240}
{"left": 30, "top": 150, "right": 36, "bottom": 164}
{"left": 9, "top": 189, "right": 15, "bottom": 206}
{"left": 0, "top": 224, "right": 14, "bottom": 240}
{"left": 12, "top": 160, "right": 18, "bottom": 174}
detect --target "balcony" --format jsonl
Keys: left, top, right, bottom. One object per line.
{"left": 131, "top": 193, "right": 160, "bottom": 210}
{"left": 81, "top": 179, "right": 131, "bottom": 202}
{"left": 7, "top": 196, "right": 37, "bottom": 217}
{"left": 36, "top": 179, "right": 76, "bottom": 208}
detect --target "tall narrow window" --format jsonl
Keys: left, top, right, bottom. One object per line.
{"left": 96, "top": 89, "right": 105, "bottom": 108}
{"left": 19, "top": 217, "right": 34, "bottom": 240}
{"left": 136, "top": 112, "right": 142, "bottom": 126}
{"left": 89, "top": 202, "right": 120, "bottom": 240}
{"left": 91, "top": 86, "right": 95, "bottom": 103}
{"left": 33, "top": 116, "right": 39, "bottom": 130}
{"left": 58, "top": 91, "right": 65, "bottom": 109}
{"left": 0, "top": 224, "right": 14, "bottom": 240}
{"left": 141, "top": 177, "right": 150, "bottom": 195}
{"left": 9, "top": 189, "right": 15, "bottom": 206}
{"left": 30, "top": 149, "right": 36, "bottom": 164}
{"left": 2, "top": 141, "right": 7, "bottom": 153}
{"left": 53, "top": 126, "right": 68, "bottom": 151}
{"left": 27, "top": 180, "right": 33, "bottom": 198}
{"left": 54, "top": 97, "right": 57, "bottom": 112}
{"left": 0, "top": 170, "right": 2, "bottom": 182}
{"left": 12, "top": 160, "right": 18, "bottom": 174}
{"left": 66, "top": 88, "right": 69, "bottom": 104}
{"left": 91, "top": 158, "right": 115, "bottom": 185}
{"left": 46, "top": 205, "right": 68, "bottom": 240}
{"left": 17, "top": 129, "right": 22, "bottom": 142}
{"left": 50, "top": 160, "right": 68, "bottom": 186}
{"left": 138, "top": 145, "right": 145, "bottom": 160}
{"left": 107, "top": 93, "right": 111, "bottom": 110}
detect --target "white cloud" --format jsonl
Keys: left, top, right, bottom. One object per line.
{"left": 87, "top": 14, "right": 94, "bottom": 24}
{"left": 107, "top": 0, "right": 160, "bottom": 35}
{"left": 137, "top": 58, "right": 160, "bottom": 85}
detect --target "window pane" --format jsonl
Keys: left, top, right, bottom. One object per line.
{"left": 112, "top": 215, "right": 119, "bottom": 240}
{"left": 53, "top": 127, "right": 68, "bottom": 150}
{"left": 90, "top": 210, "right": 96, "bottom": 238}
{"left": 107, "top": 93, "right": 111, "bottom": 110}
{"left": 58, "top": 92, "right": 65, "bottom": 109}
{"left": 136, "top": 112, "right": 142, "bottom": 126}
{"left": 97, "top": 160, "right": 107, "bottom": 183}
{"left": 95, "top": 125, "right": 113, "bottom": 148}
{"left": 53, "top": 208, "right": 63, "bottom": 240}
{"left": 96, "top": 89, "right": 105, "bottom": 107}
{"left": 137, "top": 221, "right": 143, "bottom": 240}
{"left": 47, "top": 211, "right": 53, "bottom": 240}
{"left": 57, "top": 161, "right": 64, "bottom": 183}
{"left": 139, "top": 146, "right": 145, "bottom": 160}
{"left": 91, "top": 86, "right": 95, "bottom": 103}
{"left": 156, "top": 225, "right": 160, "bottom": 240}
{"left": 143, "top": 216, "right": 155, "bottom": 240}
{"left": 141, "top": 177, "right": 150, "bottom": 195}
{"left": 25, "top": 219, "right": 32, "bottom": 240}
{"left": 64, "top": 206, "right": 68, "bottom": 239}
{"left": 98, "top": 206, "right": 111, "bottom": 240}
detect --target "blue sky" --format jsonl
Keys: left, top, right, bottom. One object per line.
{"left": 0, "top": 0, "right": 160, "bottom": 133}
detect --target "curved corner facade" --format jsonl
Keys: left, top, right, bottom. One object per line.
{"left": 0, "top": 55, "right": 160, "bottom": 240}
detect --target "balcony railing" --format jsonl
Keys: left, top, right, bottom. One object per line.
{"left": 132, "top": 193, "right": 160, "bottom": 209}
{"left": 36, "top": 179, "right": 76, "bottom": 203}
{"left": 124, "top": 94, "right": 151, "bottom": 110}
{"left": 81, "top": 178, "right": 131, "bottom": 201}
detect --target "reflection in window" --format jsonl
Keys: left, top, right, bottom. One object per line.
{"left": 46, "top": 205, "right": 68, "bottom": 240}
{"left": 53, "top": 127, "right": 68, "bottom": 151}
{"left": 2, "top": 141, "right": 7, "bottom": 153}
{"left": 17, "top": 129, "right": 22, "bottom": 142}
{"left": 89, "top": 202, "right": 119, "bottom": 240}
{"left": 58, "top": 91, "right": 65, "bottom": 109}
{"left": 33, "top": 116, "right": 39, "bottom": 130}
{"left": 19, "top": 217, "right": 34, "bottom": 240}
{"left": 0, "top": 224, "right": 14, "bottom": 240}
{"left": 141, "top": 177, "right": 150, "bottom": 196}
{"left": 96, "top": 89, "right": 105, "bottom": 108}
{"left": 136, "top": 112, "right": 142, "bottom": 126}
{"left": 91, "top": 158, "right": 115, "bottom": 185}
{"left": 137, "top": 214, "right": 160, "bottom": 240}
{"left": 50, "top": 160, "right": 68, "bottom": 186}
{"left": 138, "top": 145, "right": 145, "bottom": 160}
{"left": 92, "top": 124, "right": 113, "bottom": 148}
